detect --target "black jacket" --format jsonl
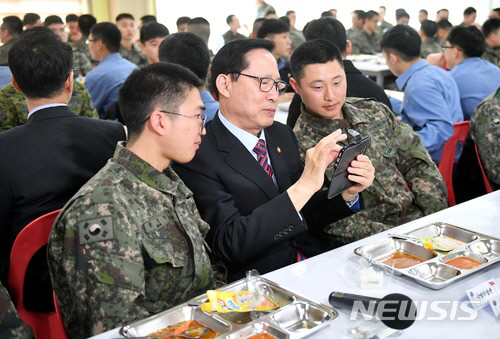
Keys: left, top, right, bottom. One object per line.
{"left": 0, "top": 105, "right": 125, "bottom": 311}
{"left": 173, "top": 114, "right": 354, "bottom": 281}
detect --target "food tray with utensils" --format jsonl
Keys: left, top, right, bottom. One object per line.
{"left": 354, "top": 222, "right": 500, "bottom": 290}
{"left": 119, "top": 277, "right": 338, "bottom": 338}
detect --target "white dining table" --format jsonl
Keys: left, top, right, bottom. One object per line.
{"left": 348, "top": 55, "right": 392, "bottom": 88}
{"left": 92, "top": 191, "right": 500, "bottom": 339}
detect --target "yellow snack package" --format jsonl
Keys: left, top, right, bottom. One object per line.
{"left": 200, "top": 290, "right": 278, "bottom": 313}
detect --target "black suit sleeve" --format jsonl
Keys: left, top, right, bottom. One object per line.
{"left": 173, "top": 162, "right": 307, "bottom": 266}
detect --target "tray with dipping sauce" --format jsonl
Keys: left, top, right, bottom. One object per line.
{"left": 119, "top": 277, "right": 338, "bottom": 338}
{"left": 354, "top": 222, "right": 500, "bottom": 289}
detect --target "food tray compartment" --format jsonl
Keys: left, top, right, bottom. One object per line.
{"left": 225, "top": 322, "right": 289, "bottom": 339}
{"left": 408, "top": 263, "right": 461, "bottom": 283}
{"left": 197, "top": 279, "right": 296, "bottom": 325}
{"left": 468, "top": 239, "right": 500, "bottom": 256}
{"left": 440, "top": 251, "right": 488, "bottom": 270}
{"left": 406, "top": 223, "right": 478, "bottom": 246}
{"left": 359, "top": 239, "right": 437, "bottom": 269}
{"left": 119, "top": 305, "right": 230, "bottom": 338}
{"left": 271, "top": 302, "right": 331, "bottom": 334}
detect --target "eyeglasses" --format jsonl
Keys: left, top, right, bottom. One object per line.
{"left": 230, "top": 72, "right": 288, "bottom": 95}
{"left": 142, "top": 110, "right": 207, "bottom": 133}
{"left": 441, "top": 45, "right": 459, "bottom": 51}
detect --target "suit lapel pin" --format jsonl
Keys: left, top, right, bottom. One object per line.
{"left": 277, "top": 146, "right": 282, "bottom": 153}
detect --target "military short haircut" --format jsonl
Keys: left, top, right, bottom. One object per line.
{"left": 419, "top": 9, "right": 428, "bottom": 16}
{"left": 448, "top": 25, "right": 485, "bottom": 58}
{"left": 226, "top": 15, "right": 235, "bottom": 25}
{"left": 140, "top": 15, "right": 156, "bottom": 26}
{"left": 66, "top": 14, "right": 78, "bottom": 23}
{"left": 9, "top": 28, "right": 73, "bottom": 99}
{"left": 140, "top": 22, "right": 169, "bottom": 44}
{"left": 176, "top": 16, "right": 190, "bottom": 28}
{"left": 2, "top": 16, "right": 23, "bottom": 37}
{"left": 44, "top": 15, "right": 64, "bottom": 26}
{"left": 210, "top": 39, "right": 274, "bottom": 100}
{"left": 116, "top": 13, "right": 134, "bottom": 22}
{"left": 286, "top": 10, "right": 295, "bottom": 16}
{"left": 290, "top": 39, "right": 344, "bottom": 81}
{"left": 381, "top": 25, "right": 421, "bottom": 61}
{"left": 90, "top": 22, "right": 121, "bottom": 53}
{"left": 188, "top": 17, "right": 209, "bottom": 26}
{"left": 366, "top": 10, "right": 379, "bottom": 21}
{"left": 304, "top": 17, "right": 347, "bottom": 54}
{"left": 437, "top": 19, "right": 453, "bottom": 30}
{"left": 78, "top": 14, "right": 97, "bottom": 36}
{"left": 353, "top": 10, "right": 366, "bottom": 21}
{"left": 421, "top": 20, "right": 438, "bottom": 38}
{"left": 279, "top": 16, "right": 290, "bottom": 27}
{"left": 464, "top": 7, "right": 476, "bottom": 16}
{"left": 482, "top": 18, "right": 500, "bottom": 38}
{"left": 396, "top": 9, "right": 410, "bottom": 21}
{"left": 23, "top": 13, "right": 40, "bottom": 26}
{"left": 321, "top": 11, "right": 333, "bottom": 18}
{"left": 257, "top": 19, "right": 289, "bottom": 38}
{"left": 159, "top": 32, "right": 209, "bottom": 81}
{"left": 119, "top": 62, "right": 203, "bottom": 140}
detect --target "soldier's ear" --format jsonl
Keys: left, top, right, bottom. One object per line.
{"left": 11, "top": 76, "right": 23, "bottom": 94}
{"left": 289, "top": 77, "right": 300, "bottom": 94}
{"left": 346, "top": 40, "right": 352, "bottom": 56}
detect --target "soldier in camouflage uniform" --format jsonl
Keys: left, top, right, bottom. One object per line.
{"left": 48, "top": 63, "right": 217, "bottom": 338}
{"left": 290, "top": 39, "right": 448, "bottom": 245}
{"left": 0, "top": 282, "right": 33, "bottom": 339}
{"left": 482, "top": 45, "right": 500, "bottom": 66}
{"left": 420, "top": 20, "right": 442, "bottom": 59}
{"left": 470, "top": 87, "right": 500, "bottom": 190}
{"left": 0, "top": 81, "right": 97, "bottom": 132}
{"left": 351, "top": 11, "right": 381, "bottom": 55}
{"left": 119, "top": 44, "right": 147, "bottom": 66}
{"left": 482, "top": 18, "right": 500, "bottom": 67}
{"left": 72, "top": 45, "right": 92, "bottom": 76}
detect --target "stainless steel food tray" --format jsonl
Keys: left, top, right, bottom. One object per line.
{"left": 120, "top": 277, "right": 338, "bottom": 338}
{"left": 354, "top": 222, "right": 500, "bottom": 290}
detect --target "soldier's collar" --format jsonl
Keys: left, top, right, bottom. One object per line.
{"left": 299, "top": 103, "right": 349, "bottom": 138}
{"left": 113, "top": 142, "right": 190, "bottom": 198}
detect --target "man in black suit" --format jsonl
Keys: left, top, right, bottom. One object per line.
{"left": 173, "top": 39, "right": 375, "bottom": 281}
{"left": 287, "top": 17, "right": 392, "bottom": 128}
{"left": 0, "top": 27, "right": 125, "bottom": 312}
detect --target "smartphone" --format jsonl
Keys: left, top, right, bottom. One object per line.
{"left": 327, "top": 130, "right": 371, "bottom": 199}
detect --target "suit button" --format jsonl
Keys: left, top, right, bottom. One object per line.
{"left": 289, "top": 226, "right": 294, "bottom": 232}
{"left": 278, "top": 231, "right": 284, "bottom": 238}
{"left": 274, "top": 234, "right": 279, "bottom": 240}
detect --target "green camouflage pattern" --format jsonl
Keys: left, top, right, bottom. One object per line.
{"left": 290, "top": 28, "right": 305, "bottom": 52}
{"left": 222, "top": 31, "right": 247, "bottom": 45}
{"left": 0, "top": 281, "right": 33, "bottom": 339}
{"left": 119, "top": 45, "right": 147, "bottom": 66}
{"left": 350, "top": 30, "right": 381, "bottom": 55}
{"left": 0, "top": 81, "right": 97, "bottom": 132}
{"left": 346, "top": 28, "right": 361, "bottom": 43}
{"left": 482, "top": 45, "right": 500, "bottom": 67}
{"left": 72, "top": 45, "right": 92, "bottom": 76}
{"left": 0, "top": 39, "right": 17, "bottom": 66}
{"left": 294, "top": 98, "right": 448, "bottom": 244}
{"left": 377, "top": 21, "right": 393, "bottom": 35}
{"left": 421, "top": 38, "right": 442, "bottom": 59}
{"left": 47, "top": 142, "right": 216, "bottom": 338}
{"left": 470, "top": 87, "right": 500, "bottom": 188}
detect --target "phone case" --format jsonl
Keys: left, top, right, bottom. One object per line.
{"left": 327, "top": 135, "right": 372, "bottom": 199}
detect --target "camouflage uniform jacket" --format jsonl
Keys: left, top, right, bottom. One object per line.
{"left": 222, "top": 30, "right": 247, "bottom": 45}
{"left": 72, "top": 45, "right": 92, "bottom": 76}
{"left": 0, "top": 282, "right": 33, "bottom": 339}
{"left": 482, "top": 45, "right": 500, "bottom": 67}
{"left": 293, "top": 98, "right": 448, "bottom": 244}
{"left": 377, "top": 21, "right": 393, "bottom": 35}
{"left": 0, "top": 81, "right": 97, "bottom": 132}
{"left": 0, "top": 39, "right": 17, "bottom": 66}
{"left": 421, "top": 38, "right": 442, "bottom": 59}
{"left": 351, "top": 30, "right": 381, "bottom": 55}
{"left": 119, "top": 44, "right": 147, "bottom": 66}
{"left": 346, "top": 28, "right": 361, "bottom": 43}
{"left": 470, "top": 87, "right": 500, "bottom": 189}
{"left": 47, "top": 142, "right": 216, "bottom": 338}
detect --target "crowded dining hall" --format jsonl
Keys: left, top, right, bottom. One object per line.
{"left": 0, "top": 0, "right": 499, "bottom": 338}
